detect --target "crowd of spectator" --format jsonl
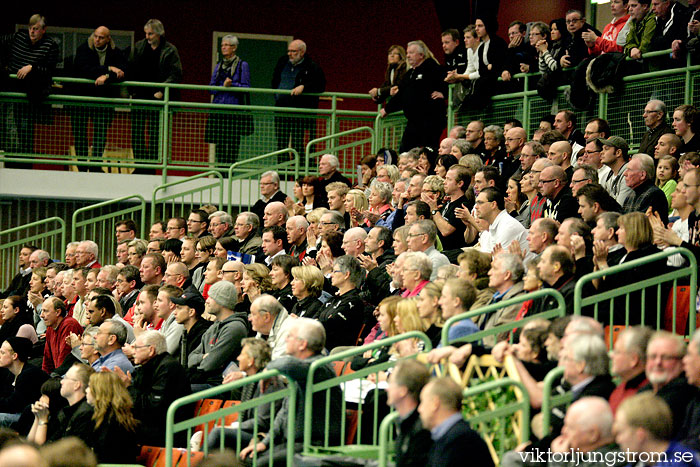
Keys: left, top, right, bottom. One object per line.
{"left": 4, "top": 4, "right": 700, "bottom": 466}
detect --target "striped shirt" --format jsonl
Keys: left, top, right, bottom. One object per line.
{"left": 0, "top": 30, "right": 58, "bottom": 75}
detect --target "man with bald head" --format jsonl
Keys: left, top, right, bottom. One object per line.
{"left": 438, "top": 137, "right": 456, "bottom": 156}
{"left": 263, "top": 201, "right": 288, "bottom": 228}
{"left": 528, "top": 158, "right": 554, "bottom": 224}
{"left": 72, "top": 25, "right": 126, "bottom": 170}
{"left": 504, "top": 127, "right": 527, "bottom": 178}
{"left": 655, "top": 132, "right": 682, "bottom": 159}
{"left": 272, "top": 39, "right": 326, "bottom": 158}
{"left": 465, "top": 120, "right": 487, "bottom": 158}
{"left": 342, "top": 227, "right": 367, "bottom": 258}
{"left": 640, "top": 99, "right": 674, "bottom": 155}
{"left": 547, "top": 140, "right": 574, "bottom": 182}
{"left": 540, "top": 165, "right": 580, "bottom": 222}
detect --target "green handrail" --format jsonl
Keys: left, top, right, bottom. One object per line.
{"left": 164, "top": 369, "right": 297, "bottom": 467}
{"left": 71, "top": 195, "right": 147, "bottom": 265}
{"left": 151, "top": 170, "right": 224, "bottom": 224}
{"left": 0, "top": 217, "right": 66, "bottom": 289}
{"left": 304, "top": 126, "right": 375, "bottom": 176}
{"left": 463, "top": 378, "right": 532, "bottom": 456}
{"left": 573, "top": 247, "right": 697, "bottom": 336}
{"left": 377, "top": 411, "right": 399, "bottom": 467}
{"left": 302, "top": 331, "right": 432, "bottom": 455}
{"left": 540, "top": 367, "right": 572, "bottom": 437}
{"left": 441, "top": 289, "right": 566, "bottom": 347}
{"left": 227, "top": 149, "right": 299, "bottom": 213}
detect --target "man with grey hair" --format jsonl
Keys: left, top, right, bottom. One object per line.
{"left": 319, "top": 256, "right": 365, "bottom": 351}
{"left": 319, "top": 210, "right": 345, "bottom": 236}
{"left": 639, "top": 99, "right": 674, "bottom": 155}
{"left": 92, "top": 319, "right": 134, "bottom": 374}
{"left": 400, "top": 251, "right": 432, "bottom": 298}
{"left": 121, "top": 329, "right": 191, "bottom": 447}
{"left": 248, "top": 294, "right": 292, "bottom": 360}
{"left": 208, "top": 211, "right": 234, "bottom": 239}
{"left": 263, "top": 201, "right": 288, "bottom": 228}
{"left": 286, "top": 215, "right": 309, "bottom": 261}
{"left": 341, "top": 227, "right": 367, "bottom": 258}
{"left": 252, "top": 171, "right": 288, "bottom": 228}
{"left": 381, "top": 40, "right": 447, "bottom": 152}
{"left": 129, "top": 19, "right": 182, "bottom": 168}
{"left": 28, "top": 250, "right": 50, "bottom": 270}
{"left": 234, "top": 211, "right": 262, "bottom": 257}
{"left": 406, "top": 220, "right": 449, "bottom": 281}
{"left": 639, "top": 331, "right": 695, "bottom": 436}
{"left": 318, "top": 154, "right": 352, "bottom": 193}
{"left": 76, "top": 241, "right": 100, "bottom": 268}
{"left": 240, "top": 317, "right": 341, "bottom": 463}
{"left": 478, "top": 253, "right": 527, "bottom": 346}
{"left": 548, "top": 334, "right": 615, "bottom": 436}
{"left": 622, "top": 153, "right": 669, "bottom": 224}
{"left": 609, "top": 326, "right": 651, "bottom": 413}
{"left": 188, "top": 281, "right": 248, "bottom": 387}
{"left": 272, "top": 39, "right": 326, "bottom": 159}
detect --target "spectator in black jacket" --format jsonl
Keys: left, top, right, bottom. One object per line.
{"left": 318, "top": 256, "right": 366, "bottom": 351}
{"left": 382, "top": 40, "right": 446, "bottom": 152}
{"left": 271, "top": 39, "right": 326, "bottom": 159}
{"left": 117, "top": 330, "right": 191, "bottom": 447}
{"left": 0, "top": 337, "right": 48, "bottom": 427}
{"left": 0, "top": 245, "right": 36, "bottom": 299}
{"left": 387, "top": 359, "right": 432, "bottom": 467}
{"left": 171, "top": 291, "right": 211, "bottom": 367}
{"left": 359, "top": 226, "right": 395, "bottom": 306}
{"left": 71, "top": 26, "right": 126, "bottom": 170}
{"left": 290, "top": 265, "right": 324, "bottom": 320}
{"left": 560, "top": 10, "right": 602, "bottom": 69}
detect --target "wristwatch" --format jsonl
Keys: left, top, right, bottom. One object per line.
{"left": 431, "top": 209, "right": 438, "bottom": 216}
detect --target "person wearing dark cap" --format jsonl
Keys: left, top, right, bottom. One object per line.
{"left": 172, "top": 291, "right": 212, "bottom": 367}
{"left": 599, "top": 136, "right": 634, "bottom": 206}
{"left": 0, "top": 337, "right": 49, "bottom": 427}
{"left": 187, "top": 281, "right": 248, "bottom": 389}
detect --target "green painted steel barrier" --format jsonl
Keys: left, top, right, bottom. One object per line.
{"left": 0, "top": 217, "right": 66, "bottom": 291}
{"left": 377, "top": 411, "right": 399, "bottom": 467}
{"left": 573, "top": 247, "right": 698, "bottom": 339}
{"left": 463, "top": 378, "right": 532, "bottom": 462}
{"left": 304, "top": 126, "right": 375, "bottom": 179}
{"left": 151, "top": 171, "right": 224, "bottom": 225}
{"left": 302, "top": 331, "right": 432, "bottom": 459}
{"left": 442, "top": 289, "right": 567, "bottom": 347}
{"left": 540, "top": 366, "right": 573, "bottom": 437}
{"left": 165, "top": 369, "right": 297, "bottom": 467}
{"left": 71, "top": 195, "right": 146, "bottom": 266}
{"left": 227, "top": 149, "right": 299, "bottom": 214}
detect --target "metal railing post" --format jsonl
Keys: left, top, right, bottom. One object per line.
{"left": 686, "top": 52, "right": 693, "bottom": 104}
{"left": 522, "top": 74, "right": 529, "bottom": 136}
{"left": 161, "top": 86, "right": 170, "bottom": 184}
{"left": 447, "top": 84, "right": 455, "bottom": 131}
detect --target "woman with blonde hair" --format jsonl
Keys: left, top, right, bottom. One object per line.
{"left": 594, "top": 212, "right": 666, "bottom": 327}
{"left": 290, "top": 265, "right": 325, "bottom": 319}
{"left": 369, "top": 45, "right": 408, "bottom": 104}
{"left": 457, "top": 249, "right": 494, "bottom": 310}
{"left": 392, "top": 225, "right": 410, "bottom": 255}
{"left": 351, "top": 296, "right": 401, "bottom": 371}
{"left": 86, "top": 372, "right": 138, "bottom": 463}
{"left": 417, "top": 281, "right": 444, "bottom": 348}
{"left": 376, "top": 164, "right": 400, "bottom": 185}
{"left": 345, "top": 189, "right": 369, "bottom": 227}
{"left": 241, "top": 263, "right": 273, "bottom": 305}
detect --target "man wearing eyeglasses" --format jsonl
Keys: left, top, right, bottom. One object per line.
{"left": 639, "top": 99, "right": 674, "bottom": 155}
{"left": 579, "top": 138, "right": 612, "bottom": 182}
{"left": 561, "top": 10, "right": 601, "bottom": 68}
{"left": 115, "top": 220, "right": 137, "bottom": 243}
{"left": 165, "top": 217, "right": 187, "bottom": 241}
{"left": 540, "top": 166, "right": 580, "bottom": 223}
{"left": 638, "top": 331, "right": 695, "bottom": 436}
{"left": 186, "top": 210, "right": 210, "bottom": 239}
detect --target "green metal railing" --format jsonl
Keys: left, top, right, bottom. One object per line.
{"left": 463, "top": 378, "right": 531, "bottom": 462}
{"left": 304, "top": 126, "right": 375, "bottom": 178}
{"left": 302, "top": 331, "right": 432, "bottom": 458}
{"left": 0, "top": 76, "right": 379, "bottom": 184}
{"left": 0, "top": 217, "right": 66, "bottom": 291}
{"left": 442, "top": 289, "right": 567, "bottom": 347}
{"left": 377, "top": 411, "right": 399, "bottom": 467}
{"left": 165, "top": 369, "right": 297, "bottom": 467}
{"left": 540, "top": 367, "right": 572, "bottom": 437}
{"left": 71, "top": 194, "right": 146, "bottom": 265}
{"left": 573, "top": 247, "right": 698, "bottom": 339}
{"left": 151, "top": 171, "right": 224, "bottom": 224}
{"left": 227, "top": 149, "right": 299, "bottom": 213}
{"left": 374, "top": 111, "right": 406, "bottom": 154}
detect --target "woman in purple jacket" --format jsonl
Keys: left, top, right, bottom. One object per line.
{"left": 206, "top": 35, "right": 251, "bottom": 165}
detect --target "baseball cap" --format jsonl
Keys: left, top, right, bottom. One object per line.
{"left": 170, "top": 291, "right": 206, "bottom": 315}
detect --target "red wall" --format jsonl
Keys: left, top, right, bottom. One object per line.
{"left": 8, "top": 0, "right": 583, "bottom": 105}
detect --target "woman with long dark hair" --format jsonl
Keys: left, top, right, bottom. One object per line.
{"left": 0, "top": 296, "right": 37, "bottom": 345}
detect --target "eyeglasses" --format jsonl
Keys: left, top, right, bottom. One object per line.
{"left": 61, "top": 375, "right": 78, "bottom": 381}
{"left": 406, "top": 233, "right": 425, "bottom": 238}
{"left": 166, "top": 227, "right": 181, "bottom": 231}
{"left": 187, "top": 219, "right": 203, "bottom": 224}
{"left": 132, "top": 344, "right": 152, "bottom": 350}
{"left": 647, "top": 353, "right": 682, "bottom": 362}
{"left": 643, "top": 110, "right": 660, "bottom": 115}
{"left": 222, "top": 270, "right": 237, "bottom": 274}
{"left": 571, "top": 179, "right": 589, "bottom": 184}
{"left": 539, "top": 179, "right": 556, "bottom": 184}
{"left": 116, "top": 229, "right": 130, "bottom": 233}
{"left": 565, "top": 18, "right": 582, "bottom": 24}
{"left": 80, "top": 342, "right": 93, "bottom": 347}
{"left": 332, "top": 270, "right": 344, "bottom": 274}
